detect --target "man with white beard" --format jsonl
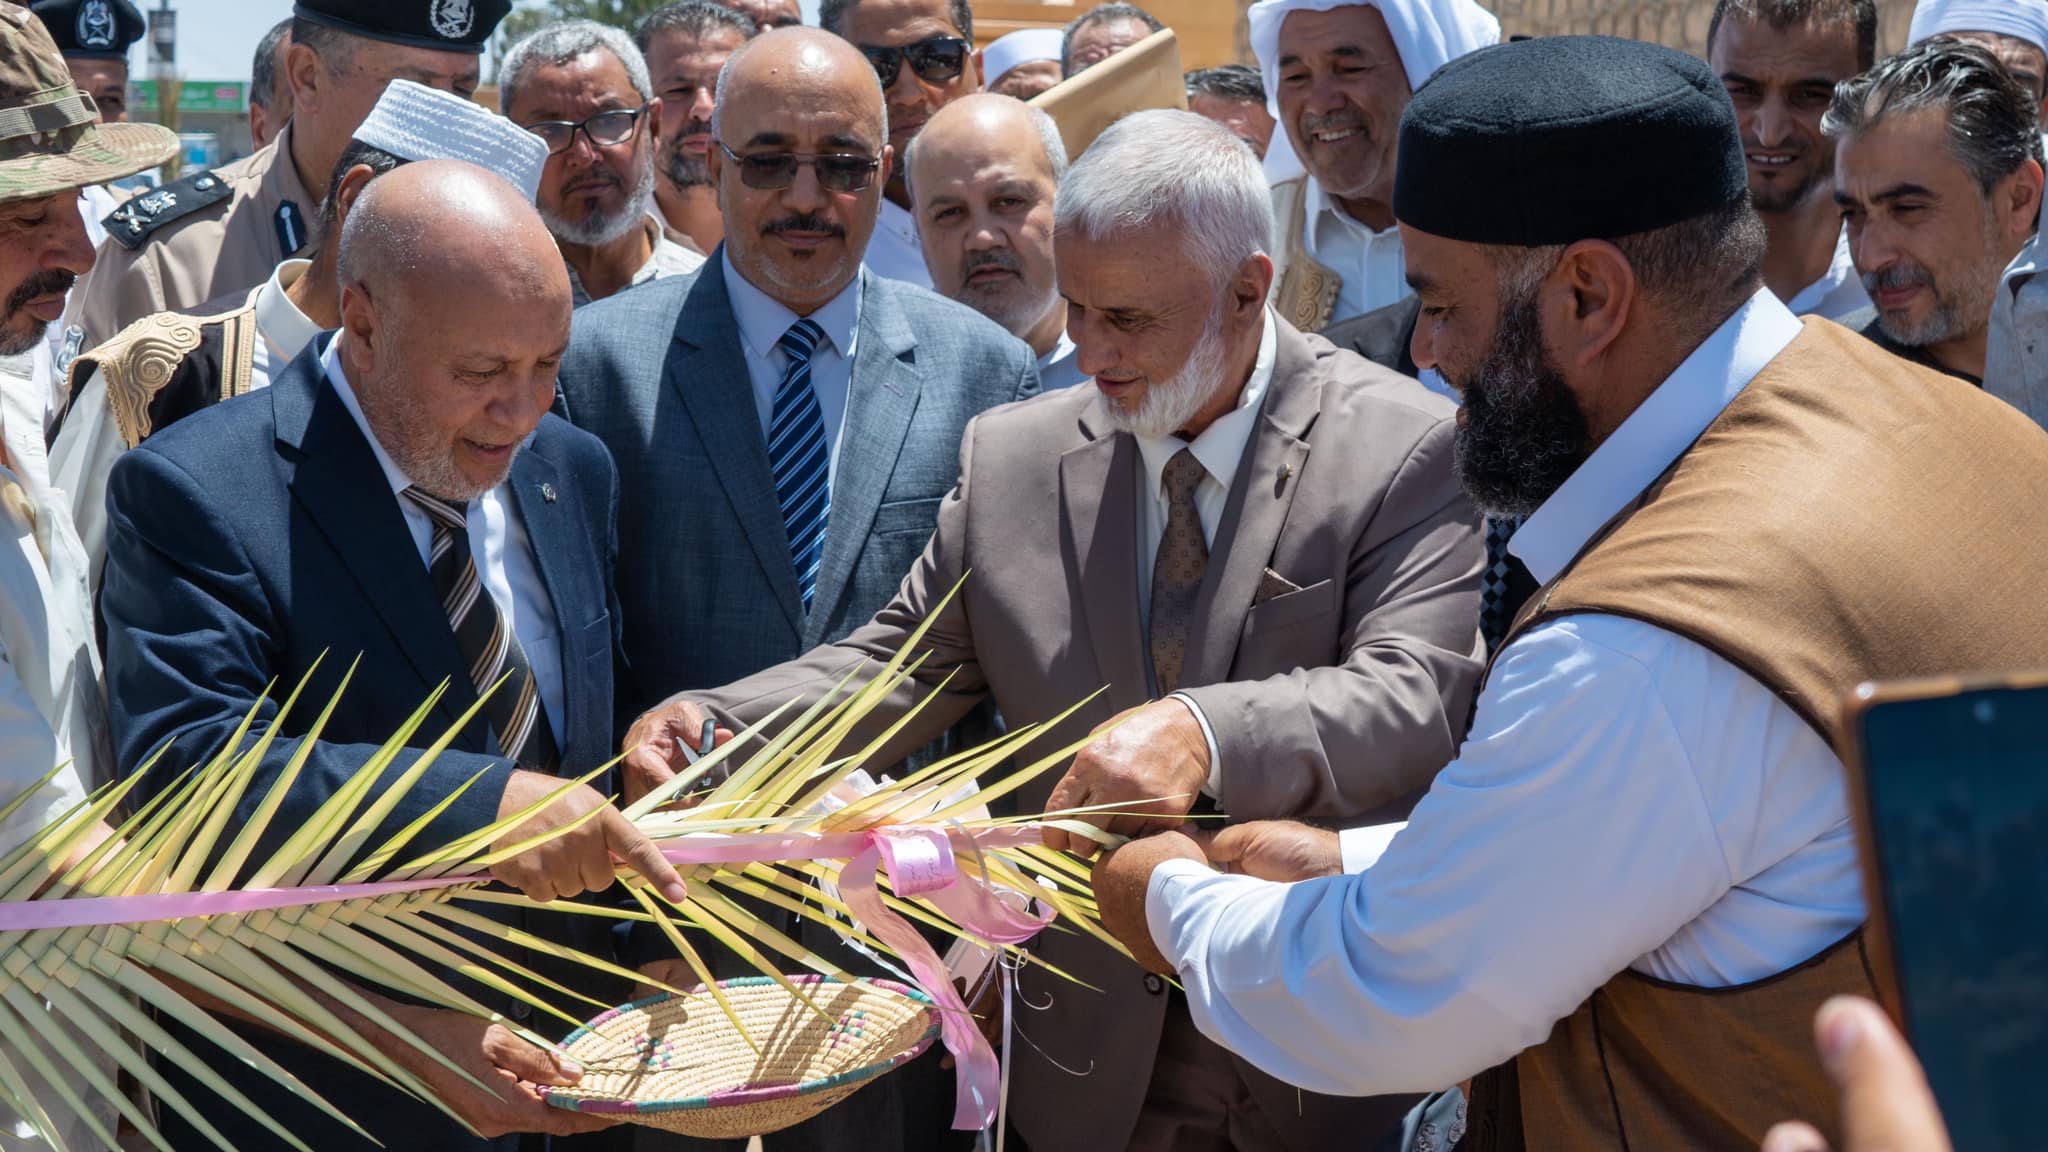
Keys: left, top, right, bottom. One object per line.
{"left": 502, "top": 20, "right": 704, "bottom": 305}
{"left": 627, "top": 109, "right": 1486, "bottom": 1152}
{"left": 909, "top": 94, "right": 1088, "bottom": 388}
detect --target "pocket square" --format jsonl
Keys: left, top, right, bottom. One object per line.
{"left": 1253, "top": 567, "right": 1304, "bottom": 606}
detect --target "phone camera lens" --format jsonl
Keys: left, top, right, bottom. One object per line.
{"left": 1974, "top": 699, "right": 1997, "bottom": 724}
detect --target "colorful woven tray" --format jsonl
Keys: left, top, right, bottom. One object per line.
{"left": 541, "top": 975, "right": 941, "bottom": 1138}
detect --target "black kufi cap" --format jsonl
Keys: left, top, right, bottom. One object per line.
{"left": 29, "top": 0, "right": 145, "bottom": 60}
{"left": 292, "top": 0, "right": 512, "bottom": 55}
{"left": 1393, "top": 36, "right": 1748, "bottom": 247}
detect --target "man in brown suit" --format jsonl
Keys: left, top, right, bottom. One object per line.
{"left": 622, "top": 110, "right": 1486, "bottom": 1152}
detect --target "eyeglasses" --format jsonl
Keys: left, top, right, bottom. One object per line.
{"left": 522, "top": 105, "right": 649, "bottom": 156}
{"left": 859, "top": 35, "right": 971, "bottom": 88}
{"left": 716, "top": 143, "right": 882, "bottom": 193}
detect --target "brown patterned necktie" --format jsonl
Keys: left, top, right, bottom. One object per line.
{"left": 403, "top": 487, "right": 561, "bottom": 772}
{"left": 1149, "top": 448, "right": 1210, "bottom": 695}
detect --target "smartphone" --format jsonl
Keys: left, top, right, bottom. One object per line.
{"left": 1843, "top": 676, "right": 2048, "bottom": 1152}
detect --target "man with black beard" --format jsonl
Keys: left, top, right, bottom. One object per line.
{"left": 1829, "top": 40, "right": 2043, "bottom": 385}
{"left": 1708, "top": 0, "right": 1874, "bottom": 319}
{"left": 639, "top": 0, "right": 758, "bottom": 256}
{"left": 502, "top": 19, "right": 704, "bottom": 305}
{"left": 1091, "top": 35, "right": 2048, "bottom": 1152}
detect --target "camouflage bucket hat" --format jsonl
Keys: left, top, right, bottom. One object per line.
{"left": 0, "top": 1, "right": 175, "bottom": 202}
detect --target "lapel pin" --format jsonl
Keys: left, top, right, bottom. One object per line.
{"left": 540, "top": 482, "right": 557, "bottom": 504}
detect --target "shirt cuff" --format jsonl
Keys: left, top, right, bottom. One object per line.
{"left": 1144, "top": 856, "right": 1218, "bottom": 970}
{"left": 1339, "top": 821, "right": 1408, "bottom": 874}
{"left": 1169, "top": 692, "right": 1223, "bottom": 801}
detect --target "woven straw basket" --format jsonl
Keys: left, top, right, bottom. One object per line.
{"left": 542, "top": 975, "right": 941, "bottom": 1138}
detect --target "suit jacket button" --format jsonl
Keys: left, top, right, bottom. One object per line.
{"left": 1143, "top": 974, "right": 1165, "bottom": 994}
{"left": 510, "top": 1000, "right": 533, "bottom": 1020}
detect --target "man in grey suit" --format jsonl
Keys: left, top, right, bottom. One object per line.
{"left": 553, "top": 27, "right": 1035, "bottom": 1152}
{"left": 629, "top": 111, "right": 1486, "bottom": 1152}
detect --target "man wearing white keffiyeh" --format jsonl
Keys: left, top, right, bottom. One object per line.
{"left": 1249, "top": 0, "right": 1498, "bottom": 332}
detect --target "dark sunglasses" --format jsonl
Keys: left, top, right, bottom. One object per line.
{"left": 717, "top": 143, "right": 881, "bottom": 192}
{"left": 859, "top": 35, "right": 971, "bottom": 88}
{"left": 523, "top": 105, "right": 648, "bottom": 156}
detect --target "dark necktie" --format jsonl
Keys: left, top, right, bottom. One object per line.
{"left": 1480, "top": 514, "right": 1536, "bottom": 655}
{"left": 1149, "top": 448, "right": 1209, "bottom": 695}
{"left": 403, "top": 487, "right": 560, "bottom": 771}
{"left": 770, "top": 317, "right": 830, "bottom": 611}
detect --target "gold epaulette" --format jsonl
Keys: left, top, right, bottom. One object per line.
{"left": 79, "top": 298, "right": 257, "bottom": 448}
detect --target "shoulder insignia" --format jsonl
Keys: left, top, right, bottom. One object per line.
{"left": 219, "top": 305, "right": 259, "bottom": 402}
{"left": 102, "top": 168, "right": 233, "bottom": 251}
{"left": 87, "top": 312, "right": 209, "bottom": 448}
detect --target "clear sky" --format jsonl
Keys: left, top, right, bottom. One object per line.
{"left": 122, "top": 0, "right": 825, "bottom": 85}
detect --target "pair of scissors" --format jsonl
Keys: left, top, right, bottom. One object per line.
{"left": 678, "top": 718, "right": 718, "bottom": 767}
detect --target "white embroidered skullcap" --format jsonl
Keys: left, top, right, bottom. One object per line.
{"left": 1247, "top": 0, "right": 1500, "bottom": 184}
{"left": 351, "top": 79, "right": 550, "bottom": 203}
{"left": 983, "top": 28, "right": 1065, "bottom": 86}
{"left": 1910, "top": 0, "right": 2048, "bottom": 56}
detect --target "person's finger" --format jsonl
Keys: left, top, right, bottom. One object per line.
{"left": 619, "top": 745, "right": 678, "bottom": 804}
{"left": 1041, "top": 775, "right": 1084, "bottom": 852}
{"left": 712, "top": 725, "right": 735, "bottom": 747}
{"left": 1760, "top": 1121, "right": 1830, "bottom": 1152}
{"left": 482, "top": 1025, "right": 583, "bottom": 1087}
{"left": 1201, "top": 824, "right": 1252, "bottom": 865}
{"left": 1820, "top": 996, "right": 1952, "bottom": 1152}
{"left": 605, "top": 809, "right": 689, "bottom": 904}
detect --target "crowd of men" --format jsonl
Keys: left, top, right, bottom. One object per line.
{"left": 0, "top": 0, "right": 2041, "bottom": 1149}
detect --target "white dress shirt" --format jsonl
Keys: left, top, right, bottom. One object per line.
{"left": 1038, "top": 330, "right": 1090, "bottom": 391}
{"left": 54, "top": 259, "right": 323, "bottom": 587}
{"left": 1132, "top": 311, "right": 1278, "bottom": 797}
{"left": 865, "top": 198, "right": 936, "bottom": 291}
{"left": 722, "top": 256, "right": 863, "bottom": 484}
{"left": 1782, "top": 225, "right": 1870, "bottom": 320}
{"left": 321, "top": 339, "right": 567, "bottom": 749}
{"left": 1303, "top": 176, "right": 1411, "bottom": 321}
{"left": 1146, "top": 291, "right": 1868, "bottom": 1097}
{"left": 0, "top": 346, "right": 117, "bottom": 1150}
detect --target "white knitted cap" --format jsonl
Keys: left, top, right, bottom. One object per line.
{"left": 351, "top": 79, "right": 550, "bottom": 203}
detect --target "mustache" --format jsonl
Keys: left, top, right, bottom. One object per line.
{"left": 1862, "top": 264, "right": 1935, "bottom": 294}
{"left": 7, "top": 269, "right": 74, "bottom": 315}
{"left": 961, "top": 249, "right": 1021, "bottom": 278}
{"left": 763, "top": 213, "right": 845, "bottom": 238}
{"left": 1300, "top": 111, "right": 1366, "bottom": 136}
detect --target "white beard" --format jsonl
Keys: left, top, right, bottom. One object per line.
{"left": 1100, "top": 314, "right": 1230, "bottom": 439}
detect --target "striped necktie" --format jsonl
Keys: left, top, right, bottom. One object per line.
{"left": 770, "top": 317, "right": 830, "bottom": 610}
{"left": 403, "top": 487, "right": 560, "bottom": 771}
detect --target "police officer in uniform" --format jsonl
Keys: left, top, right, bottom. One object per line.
{"left": 50, "top": 78, "right": 549, "bottom": 582}
{"left": 61, "top": 0, "right": 511, "bottom": 355}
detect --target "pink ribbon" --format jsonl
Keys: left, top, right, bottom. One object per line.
{"left": 0, "top": 824, "right": 1057, "bottom": 1130}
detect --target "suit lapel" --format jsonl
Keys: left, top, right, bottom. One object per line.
{"left": 1062, "top": 401, "right": 1151, "bottom": 712}
{"left": 1184, "top": 322, "right": 1320, "bottom": 686}
{"left": 507, "top": 440, "right": 592, "bottom": 765}
{"left": 804, "top": 277, "right": 920, "bottom": 646}
{"left": 669, "top": 256, "right": 805, "bottom": 634}
{"left": 276, "top": 343, "right": 477, "bottom": 733}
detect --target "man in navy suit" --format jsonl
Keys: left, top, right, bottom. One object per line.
{"left": 554, "top": 27, "right": 1036, "bottom": 1152}
{"left": 101, "top": 161, "right": 681, "bottom": 1150}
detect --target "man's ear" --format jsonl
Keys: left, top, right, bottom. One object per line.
{"left": 337, "top": 281, "right": 379, "bottom": 365}
{"left": 284, "top": 40, "right": 323, "bottom": 114}
{"left": 1999, "top": 158, "right": 2045, "bottom": 243}
{"left": 333, "top": 164, "right": 378, "bottom": 226}
{"left": 1233, "top": 252, "right": 1276, "bottom": 320}
{"left": 1546, "top": 239, "right": 1636, "bottom": 374}
{"left": 644, "top": 96, "right": 664, "bottom": 145}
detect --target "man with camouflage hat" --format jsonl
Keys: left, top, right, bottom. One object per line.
{"left": 0, "top": 3, "right": 175, "bottom": 1147}
{"left": 50, "top": 78, "right": 551, "bottom": 583}
{"left": 60, "top": 0, "right": 512, "bottom": 356}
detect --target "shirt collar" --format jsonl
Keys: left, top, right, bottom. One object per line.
{"left": 1511, "top": 290, "right": 1805, "bottom": 584}
{"left": 1784, "top": 225, "right": 1857, "bottom": 316}
{"left": 1039, "top": 329, "right": 1078, "bottom": 373}
{"left": 321, "top": 335, "right": 426, "bottom": 502}
{"left": 254, "top": 258, "right": 322, "bottom": 363}
{"left": 1134, "top": 308, "right": 1280, "bottom": 498}
{"left": 1305, "top": 175, "right": 1397, "bottom": 244}
{"left": 266, "top": 122, "right": 316, "bottom": 248}
{"left": 878, "top": 197, "right": 918, "bottom": 244}
{"left": 721, "top": 253, "right": 863, "bottom": 363}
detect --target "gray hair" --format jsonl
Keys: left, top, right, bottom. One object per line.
{"left": 250, "top": 19, "right": 292, "bottom": 111}
{"left": 1185, "top": 63, "right": 1264, "bottom": 105}
{"left": 819, "top": 0, "right": 972, "bottom": 40}
{"left": 903, "top": 98, "right": 1068, "bottom": 201}
{"left": 636, "top": 0, "right": 758, "bottom": 55}
{"left": 1062, "top": 3, "right": 1161, "bottom": 75}
{"left": 1055, "top": 108, "right": 1269, "bottom": 290}
{"left": 499, "top": 20, "right": 654, "bottom": 116}
{"left": 1823, "top": 39, "right": 2044, "bottom": 194}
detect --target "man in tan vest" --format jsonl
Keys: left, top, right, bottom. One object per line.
{"left": 1093, "top": 35, "right": 2048, "bottom": 1152}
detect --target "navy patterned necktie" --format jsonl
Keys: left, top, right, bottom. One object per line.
{"left": 403, "top": 488, "right": 560, "bottom": 771}
{"left": 770, "top": 317, "right": 831, "bottom": 611}
{"left": 1480, "top": 514, "right": 1535, "bottom": 655}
